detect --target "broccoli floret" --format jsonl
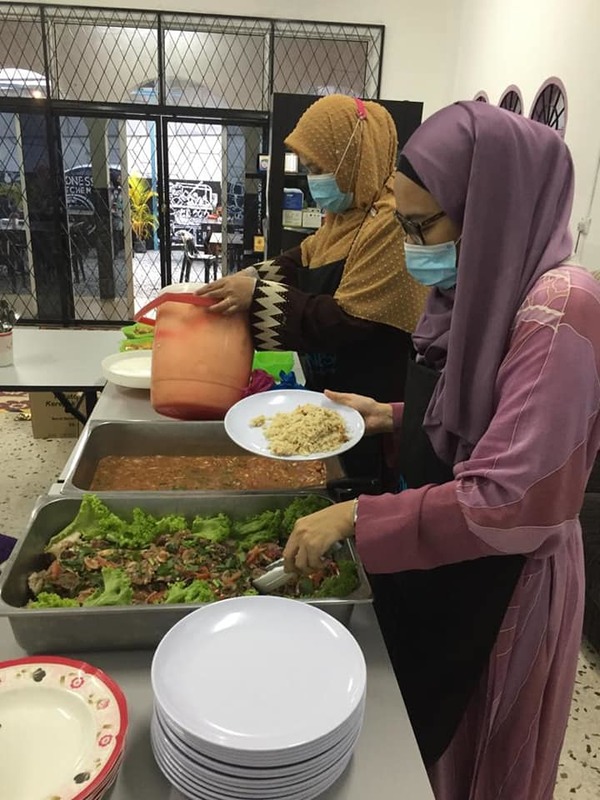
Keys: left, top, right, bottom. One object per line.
{"left": 163, "top": 581, "right": 187, "bottom": 603}
{"left": 281, "top": 496, "right": 330, "bottom": 540}
{"left": 164, "top": 579, "right": 215, "bottom": 604}
{"left": 191, "top": 513, "right": 232, "bottom": 543}
{"left": 46, "top": 495, "right": 127, "bottom": 554}
{"left": 233, "top": 509, "right": 282, "bottom": 549}
{"left": 184, "top": 580, "right": 216, "bottom": 603}
{"left": 27, "top": 592, "right": 79, "bottom": 608}
{"left": 83, "top": 567, "right": 133, "bottom": 606}
{"left": 313, "top": 561, "right": 359, "bottom": 598}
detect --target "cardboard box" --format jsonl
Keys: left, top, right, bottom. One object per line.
{"left": 284, "top": 152, "right": 299, "bottom": 173}
{"left": 283, "top": 188, "right": 304, "bottom": 210}
{"left": 302, "top": 208, "right": 323, "bottom": 229}
{"left": 282, "top": 210, "right": 303, "bottom": 227}
{"left": 29, "top": 392, "right": 84, "bottom": 439}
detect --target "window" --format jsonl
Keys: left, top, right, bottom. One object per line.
{"left": 499, "top": 87, "right": 523, "bottom": 115}
{"left": 0, "top": 68, "right": 46, "bottom": 98}
{"left": 530, "top": 78, "right": 567, "bottom": 136}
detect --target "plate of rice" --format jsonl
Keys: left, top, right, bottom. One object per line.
{"left": 224, "top": 389, "right": 365, "bottom": 460}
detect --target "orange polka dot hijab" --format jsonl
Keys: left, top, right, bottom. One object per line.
{"left": 285, "top": 94, "right": 429, "bottom": 332}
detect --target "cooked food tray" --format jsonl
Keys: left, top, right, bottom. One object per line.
{"left": 60, "top": 421, "right": 345, "bottom": 494}
{"left": 0, "top": 493, "right": 371, "bottom": 653}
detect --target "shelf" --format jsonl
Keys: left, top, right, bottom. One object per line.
{"left": 283, "top": 226, "right": 316, "bottom": 234}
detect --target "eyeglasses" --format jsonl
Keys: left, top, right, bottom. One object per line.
{"left": 395, "top": 209, "right": 446, "bottom": 246}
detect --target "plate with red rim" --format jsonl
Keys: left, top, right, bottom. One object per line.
{"left": 0, "top": 656, "right": 128, "bottom": 800}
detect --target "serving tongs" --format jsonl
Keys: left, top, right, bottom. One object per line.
{"left": 253, "top": 543, "right": 344, "bottom": 595}
{"left": 252, "top": 558, "right": 291, "bottom": 594}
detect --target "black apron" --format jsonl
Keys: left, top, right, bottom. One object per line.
{"left": 295, "top": 258, "right": 412, "bottom": 488}
{"left": 370, "top": 358, "right": 525, "bottom": 766}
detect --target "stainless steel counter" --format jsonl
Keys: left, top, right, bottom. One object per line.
{"left": 8, "top": 368, "right": 435, "bottom": 799}
{"left": 90, "top": 381, "right": 167, "bottom": 423}
{"left": 0, "top": 604, "right": 433, "bottom": 800}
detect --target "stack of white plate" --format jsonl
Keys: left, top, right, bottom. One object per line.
{"left": 151, "top": 596, "right": 367, "bottom": 800}
{"left": 0, "top": 656, "right": 128, "bottom": 800}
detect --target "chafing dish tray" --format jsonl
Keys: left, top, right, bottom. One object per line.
{"left": 0, "top": 493, "right": 371, "bottom": 653}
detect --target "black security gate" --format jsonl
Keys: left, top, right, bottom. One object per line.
{"left": 0, "top": 4, "right": 384, "bottom": 325}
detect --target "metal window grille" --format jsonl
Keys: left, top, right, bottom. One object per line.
{"left": 530, "top": 80, "right": 567, "bottom": 136}
{"left": 0, "top": 3, "right": 383, "bottom": 324}
{"left": 499, "top": 88, "right": 523, "bottom": 115}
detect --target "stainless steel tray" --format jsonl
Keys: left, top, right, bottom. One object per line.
{"left": 0, "top": 493, "right": 371, "bottom": 654}
{"left": 60, "top": 421, "right": 344, "bottom": 495}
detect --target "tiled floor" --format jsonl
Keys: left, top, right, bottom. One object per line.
{"left": 1, "top": 408, "right": 599, "bottom": 798}
{"left": 1, "top": 249, "right": 225, "bottom": 323}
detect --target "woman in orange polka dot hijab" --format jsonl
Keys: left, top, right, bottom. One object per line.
{"left": 198, "top": 94, "right": 428, "bottom": 485}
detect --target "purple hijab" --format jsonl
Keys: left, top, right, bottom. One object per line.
{"left": 402, "top": 101, "right": 574, "bottom": 465}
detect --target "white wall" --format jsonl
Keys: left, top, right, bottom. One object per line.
{"left": 452, "top": 0, "right": 600, "bottom": 268}
{"left": 43, "top": 0, "right": 460, "bottom": 117}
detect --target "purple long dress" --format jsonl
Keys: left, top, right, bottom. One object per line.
{"left": 356, "top": 265, "right": 600, "bottom": 798}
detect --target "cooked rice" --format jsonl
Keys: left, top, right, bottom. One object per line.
{"left": 254, "top": 403, "right": 348, "bottom": 456}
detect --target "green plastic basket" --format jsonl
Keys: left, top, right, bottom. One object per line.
{"left": 252, "top": 351, "right": 294, "bottom": 379}
{"left": 119, "top": 336, "right": 154, "bottom": 352}
{"left": 122, "top": 322, "right": 155, "bottom": 339}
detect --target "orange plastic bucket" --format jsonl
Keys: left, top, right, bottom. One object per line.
{"left": 135, "top": 292, "right": 253, "bottom": 420}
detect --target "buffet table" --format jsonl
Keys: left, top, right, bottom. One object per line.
{"left": 0, "top": 328, "right": 122, "bottom": 420}
{"left": 1, "top": 381, "right": 435, "bottom": 800}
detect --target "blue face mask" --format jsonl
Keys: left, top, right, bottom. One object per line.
{"left": 404, "top": 240, "right": 458, "bottom": 290}
{"left": 307, "top": 173, "right": 353, "bottom": 214}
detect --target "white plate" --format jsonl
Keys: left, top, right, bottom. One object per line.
{"left": 152, "top": 730, "right": 354, "bottom": 800}
{"left": 224, "top": 389, "right": 365, "bottom": 461}
{"left": 151, "top": 596, "right": 366, "bottom": 757}
{"left": 0, "top": 656, "right": 128, "bottom": 800}
{"left": 101, "top": 350, "right": 152, "bottom": 390}
{"left": 155, "top": 698, "right": 365, "bottom": 768}
{"left": 152, "top": 728, "right": 357, "bottom": 800}
{"left": 152, "top": 707, "right": 363, "bottom": 781}
{"left": 152, "top": 724, "right": 360, "bottom": 795}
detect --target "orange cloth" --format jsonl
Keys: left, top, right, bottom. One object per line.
{"left": 285, "top": 94, "right": 428, "bottom": 332}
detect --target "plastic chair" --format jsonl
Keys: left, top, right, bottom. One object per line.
{"left": 179, "top": 232, "right": 218, "bottom": 283}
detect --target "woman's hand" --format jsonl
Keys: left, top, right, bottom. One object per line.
{"left": 283, "top": 501, "right": 355, "bottom": 574}
{"left": 195, "top": 275, "right": 256, "bottom": 314}
{"left": 325, "top": 390, "right": 394, "bottom": 436}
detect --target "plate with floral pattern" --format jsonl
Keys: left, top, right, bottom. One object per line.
{"left": 0, "top": 656, "right": 128, "bottom": 800}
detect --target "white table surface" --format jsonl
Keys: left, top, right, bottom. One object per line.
{"left": 0, "top": 328, "right": 122, "bottom": 391}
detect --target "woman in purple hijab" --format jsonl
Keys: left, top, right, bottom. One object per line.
{"left": 283, "top": 101, "right": 600, "bottom": 799}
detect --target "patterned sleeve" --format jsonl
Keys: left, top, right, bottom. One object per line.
{"left": 355, "top": 269, "right": 600, "bottom": 573}
{"left": 254, "top": 247, "right": 304, "bottom": 288}
{"left": 249, "top": 278, "right": 379, "bottom": 352}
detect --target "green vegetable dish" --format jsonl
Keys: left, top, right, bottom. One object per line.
{"left": 26, "top": 495, "right": 360, "bottom": 608}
